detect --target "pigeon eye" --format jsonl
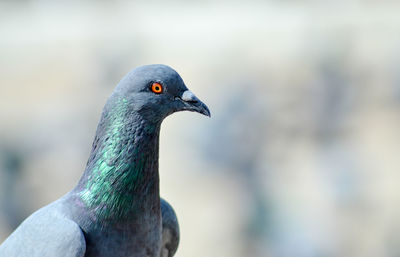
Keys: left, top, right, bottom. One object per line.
{"left": 151, "top": 83, "right": 163, "bottom": 94}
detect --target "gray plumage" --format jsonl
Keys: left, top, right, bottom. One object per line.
{"left": 160, "top": 199, "right": 179, "bottom": 257}
{"left": 0, "top": 64, "right": 209, "bottom": 257}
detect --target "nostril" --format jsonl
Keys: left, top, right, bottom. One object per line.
{"left": 181, "top": 90, "right": 198, "bottom": 102}
{"left": 174, "top": 96, "right": 197, "bottom": 103}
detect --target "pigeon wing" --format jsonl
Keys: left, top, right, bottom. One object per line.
{"left": 0, "top": 205, "right": 86, "bottom": 257}
{"left": 160, "top": 198, "right": 180, "bottom": 257}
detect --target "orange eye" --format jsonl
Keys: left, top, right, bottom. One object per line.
{"left": 151, "top": 82, "right": 163, "bottom": 94}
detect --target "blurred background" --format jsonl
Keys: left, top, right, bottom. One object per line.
{"left": 1, "top": 1, "right": 400, "bottom": 256}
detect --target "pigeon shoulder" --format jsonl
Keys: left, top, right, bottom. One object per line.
{"left": 0, "top": 200, "right": 86, "bottom": 257}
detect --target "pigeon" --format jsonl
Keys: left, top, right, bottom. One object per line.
{"left": 0, "top": 64, "right": 210, "bottom": 257}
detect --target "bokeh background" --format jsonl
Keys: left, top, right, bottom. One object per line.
{"left": 1, "top": 1, "right": 400, "bottom": 257}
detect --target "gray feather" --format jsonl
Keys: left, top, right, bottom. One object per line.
{"left": 160, "top": 198, "right": 180, "bottom": 257}
{"left": 0, "top": 200, "right": 86, "bottom": 257}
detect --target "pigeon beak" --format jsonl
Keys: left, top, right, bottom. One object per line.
{"left": 179, "top": 90, "right": 211, "bottom": 117}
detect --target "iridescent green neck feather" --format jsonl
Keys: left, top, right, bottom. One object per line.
{"left": 76, "top": 97, "right": 161, "bottom": 221}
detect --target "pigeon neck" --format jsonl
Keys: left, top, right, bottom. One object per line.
{"left": 76, "top": 97, "right": 161, "bottom": 222}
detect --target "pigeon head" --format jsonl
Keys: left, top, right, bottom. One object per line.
{"left": 112, "top": 64, "right": 210, "bottom": 123}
